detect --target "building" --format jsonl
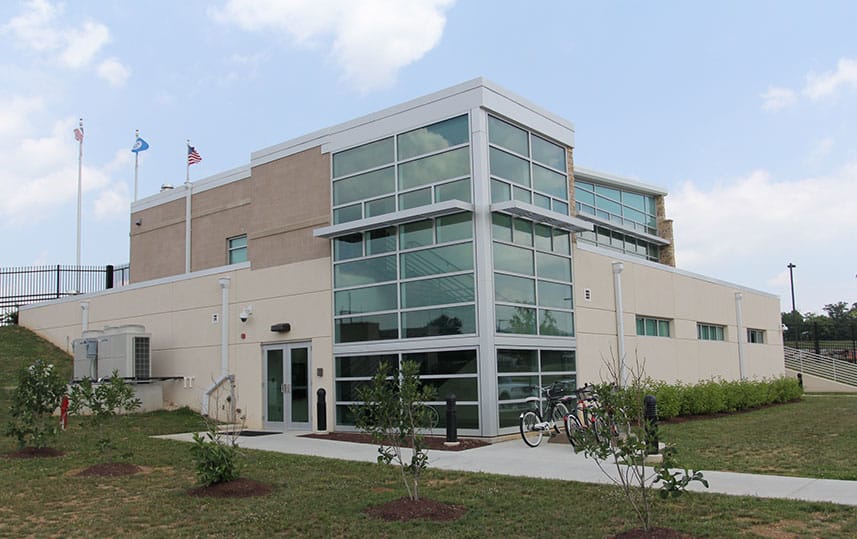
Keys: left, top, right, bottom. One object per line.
{"left": 21, "top": 78, "right": 785, "bottom": 437}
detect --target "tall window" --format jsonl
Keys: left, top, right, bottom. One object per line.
{"left": 332, "top": 214, "right": 476, "bottom": 343}
{"left": 488, "top": 116, "right": 569, "bottom": 216}
{"left": 496, "top": 349, "right": 575, "bottom": 428}
{"left": 334, "top": 350, "right": 480, "bottom": 429}
{"left": 636, "top": 316, "right": 671, "bottom": 337}
{"left": 698, "top": 323, "right": 725, "bottom": 341}
{"left": 492, "top": 214, "right": 574, "bottom": 337}
{"left": 331, "top": 115, "right": 471, "bottom": 225}
{"left": 227, "top": 235, "right": 247, "bottom": 264}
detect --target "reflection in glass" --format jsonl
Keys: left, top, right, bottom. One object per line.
{"left": 335, "top": 313, "right": 398, "bottom": 343}
{"left": 490, "top": 147, "right": 530, "bottom": 187}
{"left": 402, "top": 305, "right": 476, "bottom": 338}
{"left": 488, "top": 116, "right": 529, "bottom": 156}
{"left": 334, "top": 255, "right": 396, "bottom": 288}
{"left": 494, "top": 273, "right": 535, "bottom": 305}
{"left": 401, "top": 242, "right": 474, "bottom": 278}
{"left": 333, "top": 166, "right": 395, "bottom": 206}
{"left": 539, "top": 309, "right": 574, "bottom": 337}
{"left": 334, "top": 283, "right": 397, "bottom": 314}
{"left": 401, "top": 274, "right": 474, "bottom": 308}
{"left": 531, "top": 135, "right": 566, "bottom": 172}
{"left": 399, "top": 147, "right": 470, "bottom": 190}
{"left": 333, "top": 137, "right": 394, "bottom": 178}
{"left": 496, "top": 305, "right": 536, "bottom": 334}
{"left": 398, "top": 115, "right": 469, "bottom": 160}
{"left": 493, "top": 242, "right": 534, "bottom": 275}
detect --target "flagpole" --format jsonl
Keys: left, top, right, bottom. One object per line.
{"left": 185, "top": 139, "right": 192, "bottom": 274}
{"left": 76, "top": 118, "right": 83, "bottom": 293}
{"left": 134, "top": 129, "right": 140, "bottom": 202}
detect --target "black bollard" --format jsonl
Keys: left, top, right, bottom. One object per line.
{"left": 445, "top": 393, "right": 458, "bottom": 445}
{"left": 316, "top": 388, "right": 327, "bottom": 432}
{"left": 105, "top": 264, "right": 114, "bottom": 289}
{"left": 643, "top": 394, "right": 658, "bottom": 455}
{"left": 797, "top": 373, "right": 803, "bottom": 389}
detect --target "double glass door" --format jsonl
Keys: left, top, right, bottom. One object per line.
{"left": 264, "top": 343, "right": 311, "bottom": 430}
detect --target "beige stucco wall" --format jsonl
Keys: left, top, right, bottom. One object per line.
{"left": 573, "top": 246, "right": 784, "bottom": 385}
{"left": 20, "top": 258, "right": 333, "bottom": 430}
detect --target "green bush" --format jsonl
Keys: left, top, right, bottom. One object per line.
{"left": 642, "top": 376, "right": 802, "bottom": 419}
{"left": 4, "top": 359, "right": 67, "bottom": 448}
{"left": 190, "top": 426, "right": 242, "bottom": 486}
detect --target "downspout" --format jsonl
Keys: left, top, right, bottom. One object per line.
{"left": 612, "top": 261, "right": 627, "bottom": 387}
{"left": 735, "top": 292, "right": 746, "bottom": 380}
{"left": 201, "top": 277, "right": 232, "bottom": 416}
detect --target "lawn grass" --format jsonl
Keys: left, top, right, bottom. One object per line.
{"left": 2, "top": 326, "right": 857, "bottom": 536}
{"left": 661, "top": 395, "right": 857, "bottom": 480}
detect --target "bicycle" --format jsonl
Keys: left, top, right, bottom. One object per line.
{"left": 565, "top": 383, "right": 632, "bottom": 448}
{"left": 564, "top": 383, "right": 603, "bottom": 447}
{"left": 519, "top": 381, "right": 575, "bottom": 447}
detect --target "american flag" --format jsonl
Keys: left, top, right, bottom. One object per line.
{"left": 187, "top": 144, "right": 202, "bottom": 165}
{"left": 73, "top": 127, "right": 84, "bottom": 142}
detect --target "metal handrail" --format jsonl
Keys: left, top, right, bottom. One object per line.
{"left": 784, "top": 346, "right": 857, "bottom": 387}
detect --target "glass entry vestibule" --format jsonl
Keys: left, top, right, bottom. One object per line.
{"left": 263, "top": 342, "right": 311, "bottom": 430}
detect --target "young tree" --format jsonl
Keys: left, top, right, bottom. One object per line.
{"left": 352, "top": 360, "right": 437, "bottom": 501}
{"left": 4, "top": 359, "right": 67, "bottom": 449}
{"left": 569, "top": 355, "right": 707, "bottom": 532}
{"left": 68, "top": 371, "right": 141, "bottom": 461}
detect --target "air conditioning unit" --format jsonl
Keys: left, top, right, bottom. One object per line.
{"left": 73, "top": 325, "right": 151, "bottom": 380}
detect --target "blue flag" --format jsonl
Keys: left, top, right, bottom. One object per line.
{"left": 131, "top": 137, "right": 150, "bottom": 153}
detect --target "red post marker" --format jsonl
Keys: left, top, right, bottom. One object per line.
{"left": 60, "top": 395, "right": 69, "bottom": 431}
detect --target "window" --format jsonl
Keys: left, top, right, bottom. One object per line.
{"left": 576, "top": 225, "right": 660, "bottom": 263}
{"left": 331, "top": 115, "right": 471, "bottom": 225}
{"left": 488, "top": 115, "right": 569, "bottom": 215}
{"left": 698, "top": 323, "right": 725, "bottom": 341}
{"left": 492, "top": 214, "right": 574, "bottom": 337}
{"left": 334, "top": 350, "right": 480, "bottom": 429}
{"left": 574, "top": 181, "right": 657, "bottom": 235}
{"left": 747, "top": 328, "right": 765, "bottom": 344}
{"left": 636, "top": 316, "right": 670, "bottom": 337}
{"left": 496, "top": 348, "right": 576, "bottom": 429}
{"left": 332, "top": 215, "right": 476, "bottom": 343}
{"left": 227, "top": 235, "right": 247, "bottom": 264}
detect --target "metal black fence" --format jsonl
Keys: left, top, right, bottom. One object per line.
{"left": 0, "top": 264, "right": 129, "bottom": 324}
{"left": 783, "top": 321, "right": 857, "bottom": 362}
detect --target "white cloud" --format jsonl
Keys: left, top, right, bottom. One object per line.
{"left": 3, "top": 0, "right": 125, "bottom": 82}
{"left": 669, "top": 166, "right": 857, "bottom": 313}
{"left": 0, "top": 96, "right": 44, "bottom": 142}
{"left": 58, "top": 20, "right": 111, "bottom": 69}
{"left": 97, "top": 57, "right": 131, "bottom": 87}
{"left": 212, "top": 0, "right": 455, "bottom": 92}
{"left": 760, "top": 86, "right": 797, "bottom": 111}
{"left": 0, "top": 114, "right": 115, "bottom": 228}
{"left": 804, "top": 57, "right": 857, "bottom": 100}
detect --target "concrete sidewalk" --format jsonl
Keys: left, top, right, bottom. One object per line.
{"left": 157, "top": 431, "right": 857, "bottom": 507}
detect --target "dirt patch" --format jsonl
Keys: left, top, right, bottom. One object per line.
{"left": 302, "top": 432, "right": 489, "bottom": 451}
{"left": 364, "top": 496, "right": 467, "bottom": 522}
{"left": 76, "top": 462, "right": 142, "bottom": 477}
{"left": 612, "top": 528, "right": 699, "bottom": 538}
{"left": 4, "top": 447, "right": 64, "bottom": 459}
{"left": 187, "top": 477, "right": 274, "bottom": 498}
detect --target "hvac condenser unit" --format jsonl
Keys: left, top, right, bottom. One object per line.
{"left": 73, "top": 325, "right": 151, "bottom": 380}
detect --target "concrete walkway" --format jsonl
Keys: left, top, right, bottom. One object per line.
{"left": 157, "top": 431, "right": 857, "bottom": 507}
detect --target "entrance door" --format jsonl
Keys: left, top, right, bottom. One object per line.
{"left": 264, "top": 343, "right": 311, "bottom": 430}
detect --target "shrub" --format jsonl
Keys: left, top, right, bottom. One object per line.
{"left": 642, "top": 376, "right": 802, "bottom": 419}
{"left": 190, "top": 426, "right": 242, "bottom": 486}
{"left": 4, "top": 359, "right": 67, "bottom": 448}
{"left": 189, "top": 376, "right": 244, "bottom": 486}
{"left": 68, "top": 371, "right": 142, "bottom": 460}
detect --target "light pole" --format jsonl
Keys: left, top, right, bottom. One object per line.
{"left": 787, "top": 263, "right": 797, "bottom": 313}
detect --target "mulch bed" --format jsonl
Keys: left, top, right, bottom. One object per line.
{"left": 76, "top": 462, "right": 142, "bottom": 477}
{"left": 302, "top": 431, "right": 489, "bottom": 451}
{"left": 187, "top": 478, "right": 274, "bottom": 498}
{"left": 4, "top": 447, "right": 64, "bottom": 459}
{"left": 364, "top": 496, "right": 467, "bottom": 522}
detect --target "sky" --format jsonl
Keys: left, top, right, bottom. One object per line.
{"left": 1, "top": 0, "right": 856, "bottom": 315}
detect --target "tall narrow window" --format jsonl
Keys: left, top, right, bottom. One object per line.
{"left": 228, "top": 235, "right": 248, "bottom": 264}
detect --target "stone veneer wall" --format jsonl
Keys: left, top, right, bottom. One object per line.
{"left": 655, "top": 195, "right": 676, "bottom": 267}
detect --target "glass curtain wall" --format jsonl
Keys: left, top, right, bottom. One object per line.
{"left": 496, "top": 349, "right": 576, "bottom": 429}
{"left": 334, "top": 350, "right": 480, "bottom": 430}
